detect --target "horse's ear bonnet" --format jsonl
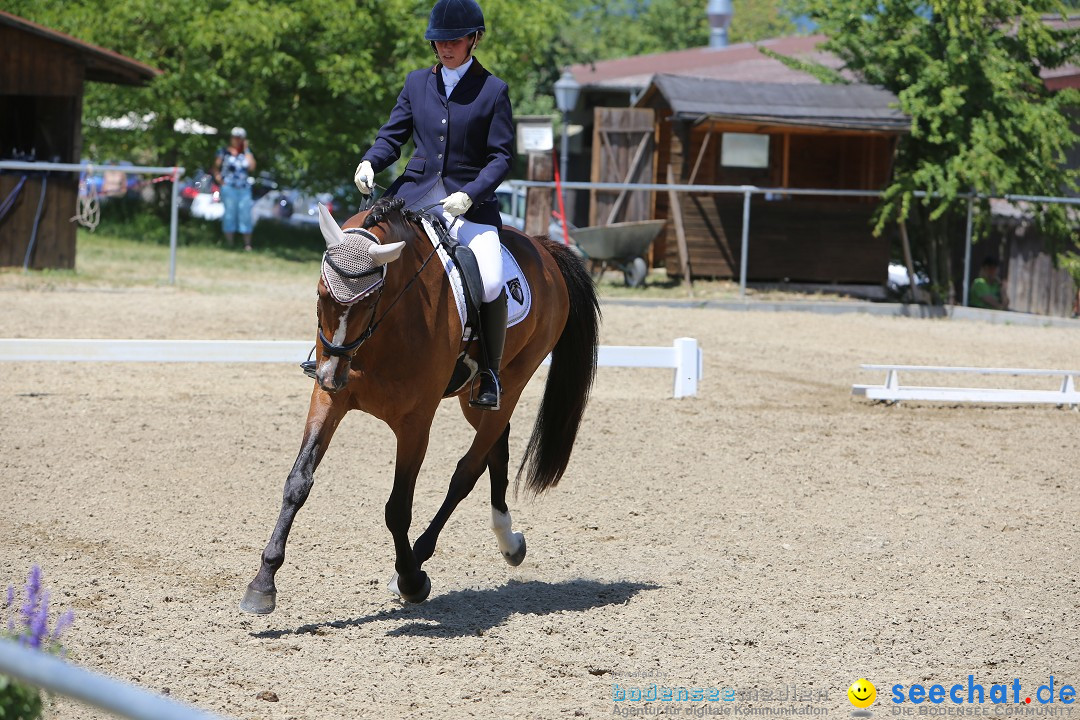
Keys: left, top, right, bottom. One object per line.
{"left": 318, "top": 203, "right": 394, "bottom": 304}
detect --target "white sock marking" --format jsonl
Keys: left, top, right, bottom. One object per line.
{"left": 492, "top": 507, "right": 522, "bottom": 556}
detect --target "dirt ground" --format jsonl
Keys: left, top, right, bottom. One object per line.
{"left": 2, "top": 280, "right": 1079, "bottom": 720}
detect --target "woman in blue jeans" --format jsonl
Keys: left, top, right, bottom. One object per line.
{"left": 213, "top": 127, "right": 255, "bottom": 251}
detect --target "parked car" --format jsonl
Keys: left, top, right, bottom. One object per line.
{"left": 495, "top": 182, "right": 525, "bottom": 231}
{"left": 187, "top": 171, "right": 224, "bottom": 221}
{"left": 252, "top": 189, "right": 336, "bottom": 227}
{"left": 178, "top": 171, "right": 217, "bottom": 214}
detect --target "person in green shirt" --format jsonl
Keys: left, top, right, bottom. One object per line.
{"left": 970, "top": 255, "right": 1007, "bottom": 310}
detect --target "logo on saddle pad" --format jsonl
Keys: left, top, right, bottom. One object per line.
{"left": 418, "top": 218, "right": 532, "bottom": 337}
{"left": 506, "top": 278, "right": 524, "bottom": 305}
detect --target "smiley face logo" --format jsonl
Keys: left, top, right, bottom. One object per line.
{"left": 848, "top": 678, "right": 877, "bottom": 709}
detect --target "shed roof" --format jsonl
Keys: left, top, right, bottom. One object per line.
{"left": 637, "top": 74, "right": 910, "bottom": 133}
{"left": 0, "top": 10, "right": 159, "bottom": 86}
{"left": 571, "top": 21, "right": 1079, "bottom": 94}
{"left": 569, "top": 35, "right": 845, "bottom": 92}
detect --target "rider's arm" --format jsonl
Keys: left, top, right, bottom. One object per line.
{"left": 362, "top": 78, "right": 415, "bottom": 173}
{"left": 460, "top": 82, "right": 513, "bottom": 204}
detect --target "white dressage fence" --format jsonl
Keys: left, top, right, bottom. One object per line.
{"left": 0, "top": 639, "right": 226, "bottom": 720}
{"left": 0, "top": 337, "right": 702, "bottom": 398}
{"left": 853, "top": 364, "right": 1080, "bottom": 406}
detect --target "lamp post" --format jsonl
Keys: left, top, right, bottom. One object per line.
{"left": 553, "top": 69, "right": 580, "bottom": 185}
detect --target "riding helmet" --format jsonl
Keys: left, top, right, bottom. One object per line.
{"left": 425, "top": 0, "right": 485, "bottom": 41}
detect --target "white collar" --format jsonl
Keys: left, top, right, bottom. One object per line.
{"left": 441, "top": 57, "right": 473, "bottom": 86}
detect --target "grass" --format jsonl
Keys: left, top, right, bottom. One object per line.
{"left": 0, "top": 199, "right": 324, "bottom": 293}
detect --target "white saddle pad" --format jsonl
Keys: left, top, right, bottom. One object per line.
{"left": 420, "top": 218, "right": 532, "bottom": 338}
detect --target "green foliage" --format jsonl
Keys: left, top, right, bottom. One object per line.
{"left": 1059, "top": 250, "right": 1080, "bottom": 286}
{"left": 793, "top": 0, "right": 1080, "bottom": 294}
{"left": 0, "top": 674, "right": 43, "bottom": 720}
{"left": 559, "top": 0, "right": 796, "bottom": 61}
{"left": 757, "top": 46, "right": 849, "bottom": 84}
{"left": 5, "top": 1, "right": 796, "bottom": 195}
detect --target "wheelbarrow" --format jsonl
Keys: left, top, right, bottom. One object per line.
{"left": 550, "top": 217, "right": 666, "bottom": 287}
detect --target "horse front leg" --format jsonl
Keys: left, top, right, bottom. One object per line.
{"left": 385, "top": 413, "right": 435, "bottom": 603}
{"left": 240, "top": 391, "right": 347, "bottom": 615}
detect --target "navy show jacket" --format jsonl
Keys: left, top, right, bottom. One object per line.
{"left": 362, "top": 60, "right": 514, "bottom": 228}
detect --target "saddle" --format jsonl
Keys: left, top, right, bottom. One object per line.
{"left": 418, "top": 211, "right": 493, "bottom": 400}
{"left": 420, "top": 211, "right": 484, "bottom": 331}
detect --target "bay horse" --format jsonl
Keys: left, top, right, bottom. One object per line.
{"left": 239, "top": 198, "right": 600, "bottom": 612}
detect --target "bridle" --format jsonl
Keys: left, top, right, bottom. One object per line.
{"left": 316, "top": 218, "right": 442, "bottom": 363}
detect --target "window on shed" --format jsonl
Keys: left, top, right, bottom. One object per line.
{"left": 720, "top": 133, "right": 769, "bottom": 169}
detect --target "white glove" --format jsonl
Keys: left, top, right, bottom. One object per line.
{"left": 441, "top": 191, "right": 472, "bottom": 217}
{"left": 354, "top": 160, "right": 374, "bottom": 195}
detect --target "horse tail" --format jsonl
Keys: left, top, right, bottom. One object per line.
{"left": 517, "top": 238, "right": 601, "bottom": 495}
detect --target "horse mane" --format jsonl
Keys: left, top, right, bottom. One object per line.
{"left": 361, "top": 197, "right": 421, "bottom": 242}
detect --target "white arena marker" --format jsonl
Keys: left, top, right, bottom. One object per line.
{"left": 544, "top": 336, "right": 703, "bottom": 398}
{"left": 852, "top": 364, "right": 1080, "bottom": 406}
{"left": 0, "top": 337, "right": 704, "bottom": 398}
{"left": 0, "top": 339, "right": 312, "bottom": 363}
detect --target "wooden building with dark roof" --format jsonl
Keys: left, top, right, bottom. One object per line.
{"left": 567, "top": 36, "right": 910, "bottom": 286}
{"left": 638, "top": 74, "right": 909, "bottom": 284}
{"left": 0, "top": 10, "right": 159, "bottom": 270}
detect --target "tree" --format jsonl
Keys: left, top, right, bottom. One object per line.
{"left": 5, "top": 0, "right": 798, "bottom": 196}
{"left": 4, "top": 0, "right": 574, "bottom": 193}
{"left": 794, "top": 0, "right": 1080, "bottom": 299}
{"left": 558, "top": 0, "right": 796, "bottom": 63}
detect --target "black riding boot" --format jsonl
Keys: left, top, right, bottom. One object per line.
{"left": 473, "top": 290, "right": 507, "bottom": 410}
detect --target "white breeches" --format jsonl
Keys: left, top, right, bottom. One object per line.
{"left": 439, "top": 208, "right": 504, "bottom": 303}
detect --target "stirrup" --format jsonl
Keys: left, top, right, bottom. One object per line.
{"left": 470, "top": 370, "right": 501, "bottom": 410}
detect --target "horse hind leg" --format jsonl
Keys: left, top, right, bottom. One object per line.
{"left": 488, "top": 422, "right": 526, "bottom": 566}
{"left": 411, "top": 398, "right": 522, "bottom": 568}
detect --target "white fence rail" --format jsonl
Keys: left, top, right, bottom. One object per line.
{"left": 0, "top": 337, "right": 703, "bottom": 398}
{"left": 0, "top": 639, "right": 226, "bottom": 720}
{"left": 852, "top": 364, "right": 1080, "bottom": 405}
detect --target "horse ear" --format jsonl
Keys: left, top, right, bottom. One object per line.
{"left": 317, "top": 203, "right": 344, "bottom": 248}
{"left": 368, "top": 241, "right": 406, "bottom": 266}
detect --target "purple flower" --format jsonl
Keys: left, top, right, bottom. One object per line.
{"left": 4, "top": 565, "right": 72, "bottom": 651}
{"left": 19, "top": 566, "right": 43, "bottom": 640}
{"left": 27, "top": 590, "right": 51, "bottom": 649}
{"left": 24, "top": 566, "right": 41, "bottom": 605}
{"left": 51, "top": 610, "right": 74, "bottom": 642}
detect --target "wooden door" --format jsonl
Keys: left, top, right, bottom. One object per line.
{"left": 589, "top": 107, "right": 656, "bottom": 227}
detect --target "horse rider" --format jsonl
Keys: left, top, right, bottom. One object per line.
{"left": 354, "top": 0, "right": 513, "bottom": 411}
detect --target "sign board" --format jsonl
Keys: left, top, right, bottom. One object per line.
{"left": 516, "top": 117, "right": 554, "bottom": 154}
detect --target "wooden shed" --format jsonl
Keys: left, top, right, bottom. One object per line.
{"left": 0, "top": 10, "right": 158, "bottom": 270}
{"left": 633, "top": 74, "right": 909, "bottom": 285}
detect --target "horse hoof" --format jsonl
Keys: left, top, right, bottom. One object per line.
{"left": 502, "top": 533, "right": 526, "bottom": 567}
{"left": 388, "top": 571, "right": 431, "bottom": 604}
{"left": 239, "top": 586, "right": 277, "bottom": 615}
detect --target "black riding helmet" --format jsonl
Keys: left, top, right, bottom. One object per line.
{"left": 425, "top": 0, "right": 485, "bottom": 41}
